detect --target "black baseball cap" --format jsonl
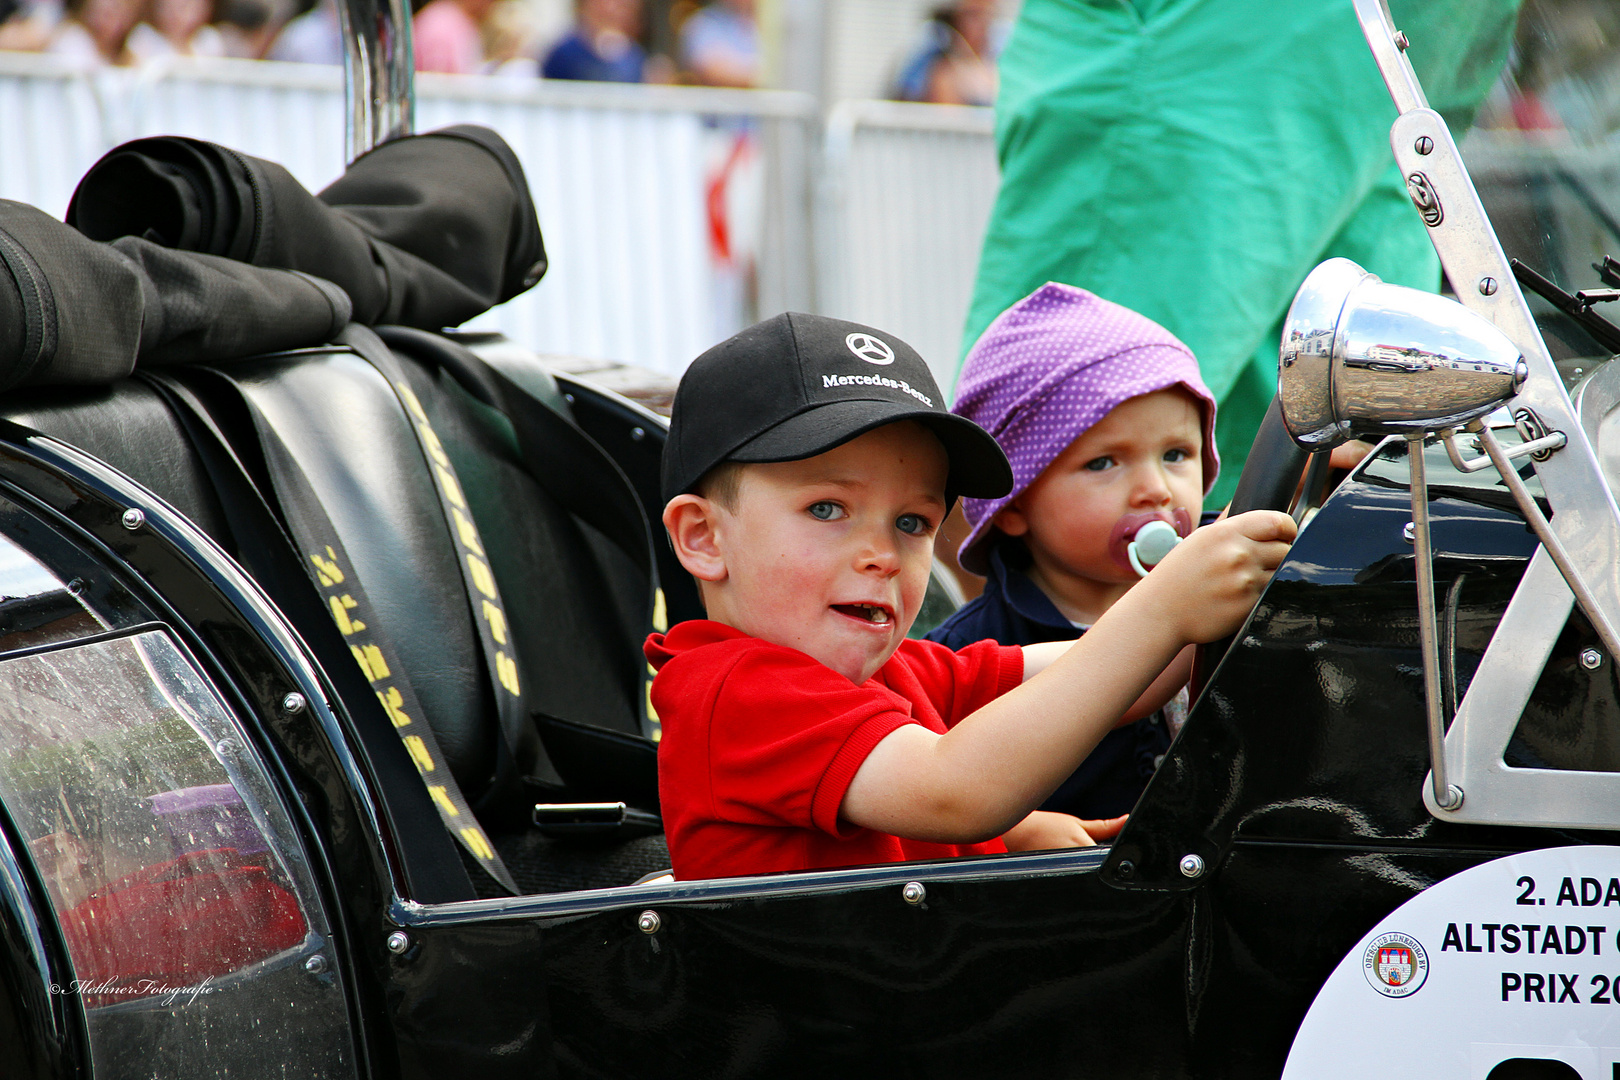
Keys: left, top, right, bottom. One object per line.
{"left": 661, "top": 312, "right": 1013, "bottom": 504}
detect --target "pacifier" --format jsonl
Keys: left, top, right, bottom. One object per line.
{"left": 1127, "top": 519, "right": 1183, "bottom": 578}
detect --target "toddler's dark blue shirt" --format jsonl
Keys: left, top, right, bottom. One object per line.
{"left": 924, "top": 539, "right": 1171, "bottom": 819}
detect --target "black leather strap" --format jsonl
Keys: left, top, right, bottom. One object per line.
{"left": 373, "top": 325, "right": 655, "bottom": 582}
{"left": 143, "top": 367, "right": 517, "bottom": 895}
{"left": 339, "top": 325, "right": 543, "bottom": 828}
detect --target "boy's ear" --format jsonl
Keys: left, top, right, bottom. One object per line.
{"left": 992, "top": 498, "right": 1031, "bottom": 538}
{"left": 663, "top": 494, "right": 729, "bottom": 583}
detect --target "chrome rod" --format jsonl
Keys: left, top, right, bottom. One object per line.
{"left": 1478, "top": 425, "right": 1620, "bottom": 660}
{"left": 1408, "top": 435, "right": 1462, "bottom": 810}
{"left": 337, "top": 0, "right": 415, "bottom": 163}
{"left": 1442, "top": 427, "right": 1566, "bottom": 474}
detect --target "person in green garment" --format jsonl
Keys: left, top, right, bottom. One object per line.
{"left": 962, "top": 0, "right": 1522, "bottom": 505}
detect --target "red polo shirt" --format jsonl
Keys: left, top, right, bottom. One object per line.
{"left": 645, "top": 620, "right": 1024, "bottom": 881}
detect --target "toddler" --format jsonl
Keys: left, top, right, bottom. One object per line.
{"left": 928, "top": 282, "right": 1215, "bottom": 822}
{"left": 646, "top": 312, "right": 1292, "bottom": 880}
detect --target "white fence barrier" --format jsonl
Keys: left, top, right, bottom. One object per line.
{"left": 0, "top": 54, "right": 821, "bottom": 376}
{"left": 818, "top": 99, "right": 998, "bottom": 392}
{"left": 0, "top": 53, "right": 1001, "bottom": 385}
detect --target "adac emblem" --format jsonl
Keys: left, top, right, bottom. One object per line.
{"left": 1362, "top": 932, "right": 1428, "bottom": 998}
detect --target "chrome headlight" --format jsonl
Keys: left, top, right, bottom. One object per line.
{"left": 1279, "top": 258, "right": 1529, "bottom": 449}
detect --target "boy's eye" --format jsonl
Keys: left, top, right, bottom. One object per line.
{"left": 1164, "top": 448, "right": 1192, "bottom": 464}
{"left": 1083, "top": 456, "right": 1113, "bottom": 472}
{"left": 807, "top": 501, "right": 846, "bottom": 521}
{"left": 895, "top": 513, "right": 931, "bottom": 536}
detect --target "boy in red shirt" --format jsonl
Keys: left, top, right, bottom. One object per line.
{"left": 646, "top": 313, "right": 1295, "bottom": 880}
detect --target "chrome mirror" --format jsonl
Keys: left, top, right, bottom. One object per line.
{"left": 1278, "top": 257, "right": 1527, "bottom": 450}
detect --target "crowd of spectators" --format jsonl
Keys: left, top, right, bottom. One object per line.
{"left": 0, "top": 0, "right": 759, "bottom": 88}
{"left": 890, "top": 0, "right": 1000, "bottom": 106}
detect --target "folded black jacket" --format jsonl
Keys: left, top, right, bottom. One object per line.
{"left": 67, "top": 124, "right": 547, "bottom": 331}
{"left": 0, "top": 200, "right": 351, "bottom": 389}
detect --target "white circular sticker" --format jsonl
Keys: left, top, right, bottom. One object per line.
{"left": 845, "top": 332, "right": 895, "bottom": 365}
{"left": 1284, "top": 846, "right": 1620, "bottom": 1080}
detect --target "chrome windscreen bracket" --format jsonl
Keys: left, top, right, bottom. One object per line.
{"left": 1352, "top": 0, "right": 1620, "bottom": 828}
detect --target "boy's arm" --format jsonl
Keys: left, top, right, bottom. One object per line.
{"left": 841, "top": 511, "right": 1295, "bottom": 845}
{"left": 1023, "top": 641, "right": 1194, "bottom": 723}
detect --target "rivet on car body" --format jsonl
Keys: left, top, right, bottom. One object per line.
{"left": 1414, "top": 136, "right": 1433, "bottom": 156}
{"left": 1179, "top": 854, "right": 1205, "bottom": 879}
{"left": 902, "top": 881, "right": 926, "bottom": 905}
{"left": 216, "top": 738, "right": 239, "bottom": 756}
{"left": 282, "top": 692, "right": 307, "bottom": 715}
{"left": 1581, "top": 648, "right": 1603, "bottom": 670}
{"left": 121, "top": 508, "right": 145, "bottom": 531}
{"left": 386, "top": 931, "right": 410, "bottom": 954}
{"left": 304, "top": 954, "right": 328, "bottom": 975}
{"left": 1393, "top": 29, "right": 1410, "bottom": 50}
{"left": 1403, "top": 522, "right": 1416, "bottom": 543}
{"left": 1116, "top": 860, "right": 1135, "bottom": 878}
{"left": 1479, "top": 277, "right": 1498, "bottom": 296}
{"left": 630, "top": 427, "right": 646, "bottom": 441}
{"left": 638, "top": 910, "right": 661, "bottom": 934}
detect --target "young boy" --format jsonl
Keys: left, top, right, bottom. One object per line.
{"left": 646, "top": 312, "right": 1294, "bottom": 881}
{"left": 928, "top": 282, "right": 1215, "bottom": 821}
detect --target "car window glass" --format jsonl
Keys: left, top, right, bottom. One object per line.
{"left": 1464, "top": 0, "right": 1620, "bottom": 370}
{"left": 0, "top": 630, "right": 355, "bottom": 1080}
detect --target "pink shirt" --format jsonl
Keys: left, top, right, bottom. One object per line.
{"left": 413, "top": 0, "right": 482, "bottom": 75}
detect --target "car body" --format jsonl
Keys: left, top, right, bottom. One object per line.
{"left": 3, "top": 1, "right": 1620, "bottom": 1078}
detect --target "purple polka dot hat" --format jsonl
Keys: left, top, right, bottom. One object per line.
{"left": 952, "top": 282, "right": 1219, "bottom": 574}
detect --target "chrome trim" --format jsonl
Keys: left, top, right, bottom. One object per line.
{"left": 1352, "top": 0, "right": 1427, "bottom": 115}
{"left": 1406, "top": 437, "right": 1461, "bottom": 810}
{"left": 337, "top": 0, "right": 413, "bottom": 162}
{"left": 390, "top": 846, "right": 1111, "bottom": 926}
{"left": 1442, "top": 427, "right": 1566, "bottom": 474}
{"left": 1477, "top": 425, "right": 1620, "bottom": 660}
{"left": 1423, "top": 548, "right": 1604, "bottom": 826}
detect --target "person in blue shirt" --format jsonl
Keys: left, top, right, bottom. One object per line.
{"left": 927, "top": 282, "right": 1220, "bottom": 820}
{"left": 542, "top": 0, "right": 647, "bottom": 83}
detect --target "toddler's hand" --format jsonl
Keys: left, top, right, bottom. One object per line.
{"left": 1145, "top": 510, "right": 1296, "bottom": 644}
{"left": 1002, "top": 811, "right": 1128, "bottom": 851}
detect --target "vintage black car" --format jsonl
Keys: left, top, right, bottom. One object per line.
{"left": 2, "top": 1, "right": 1620, "bottom": 1077}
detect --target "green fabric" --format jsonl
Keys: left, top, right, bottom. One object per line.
{"left": 964, "top": 0, "right": 1520, "bottom": 505}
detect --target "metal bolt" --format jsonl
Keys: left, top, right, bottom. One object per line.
{"left": 1414, "top": 135, "right": 1433, "bottom": 156}
{"left": 215, "top": 738, "right": 239, "bottom": 756}
{"left": 304, "top": 954, "right": 328, "bottom": 975}
{"left": 1479, "top": 277, "right": 1499, "bottom": 296}
{"left": 386, "top": 931, "right": 409, "bottom": 954}
{"left": 901, "top": 881, "right": 926, "bottom": 905}
{"left": 637, "top": 910, "right": 661, "bottom": 934}
{"left": 121, "top": 508, "right": 146, "bottom": 531}
{"left": 65, "top": 577, "right": 85, "bottom": 596}
{"left": 1393, "top": 29, "right": 1410, "bottom": 50}
{"left": 282, "top": 692, "right": 307, "bottom": 715}
{"left": 1435, "top": 785, "right": 1464, "bottom": 811}
{"left": 1581, "top": 648, "right": 1603, "bottom": 670}
{"left": 1116, "top": 859, "right": 1135, "bottom": 878}
{"left": 1179, "top": 854, "right": 1206, "bottom": 879}
{"left": 630, "top": 427, "right": 646, "bottom": 442}
{"left": 1403, "top": 521, "right": 1416, "bottom": 543}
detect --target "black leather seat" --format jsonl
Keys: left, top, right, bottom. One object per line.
{"left": 0, "top": 335, "right": 667, "bottom": 898}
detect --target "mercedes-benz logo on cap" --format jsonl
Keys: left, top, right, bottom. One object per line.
{"left": 846, "top": 332, "right": 895, "bottom": 366}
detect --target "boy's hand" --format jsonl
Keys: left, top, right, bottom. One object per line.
{"left": 1143, "top": 510, "right": 1296, "bottom": 644}
{"left": 1001, "top": 811, "right": 1128, "bottom": 851}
